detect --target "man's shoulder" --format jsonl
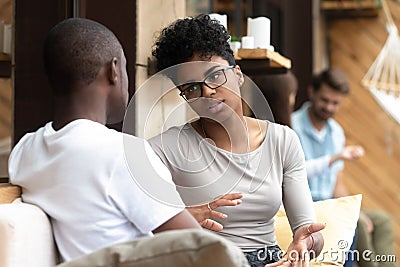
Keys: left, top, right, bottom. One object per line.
{"left": 327, "top": 118, "right": 344, "bottom": 134}
{"left": 10, "top": 123, "right": 49, "bottom": 155}
{"left": 291, "top": 109, "right": 302, "bottom": 123}
{"left": 291, "top": 110, "right": 306, "bottom": 133}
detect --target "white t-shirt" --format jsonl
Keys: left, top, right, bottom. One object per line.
{"left": 149, "top": 121, "right": 315, "bottom": 251}
{"left": 8, "top": 119, "right": 184, "bottom": 262}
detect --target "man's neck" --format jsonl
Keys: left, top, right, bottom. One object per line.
{"left": 52, "top": 95, "right": 107, "bottom": 131}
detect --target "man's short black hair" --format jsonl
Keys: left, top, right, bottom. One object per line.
{"left": 152, "top": 14, "right": 235, "bottom": 72}
{"left": 312, "top": 68, "right": 350, "bottom": 95}
{"left": 43, "top": 18, "right": 122, "bottom": 95}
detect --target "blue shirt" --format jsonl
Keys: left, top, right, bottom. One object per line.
{"left": 291, "top": 102, "right": 345, "bottom": 201}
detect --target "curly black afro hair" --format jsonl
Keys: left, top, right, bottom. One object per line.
{"left": 152, "top": 14, "right": 235, "bottom": 72}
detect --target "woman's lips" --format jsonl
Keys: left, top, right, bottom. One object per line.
{"left": 208, "top": 100, "right": 224, "bottom": 113}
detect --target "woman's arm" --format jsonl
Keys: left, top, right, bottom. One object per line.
{"left": 278, "top": 129, "right": 325, "bottom": 265}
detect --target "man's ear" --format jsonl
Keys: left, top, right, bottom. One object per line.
{"left": 235, "top": 65, "right": 245, "bottom": 87}
{"left": 109, "top": 57, "right": 118, "bottom": 84}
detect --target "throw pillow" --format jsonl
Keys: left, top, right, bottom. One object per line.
{"left": 274, "top": 194, "right": 362, "bottom": 267}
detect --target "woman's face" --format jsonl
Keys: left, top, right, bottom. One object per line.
{"left": 177, "top": 54, "right": 244, "bottom": 123}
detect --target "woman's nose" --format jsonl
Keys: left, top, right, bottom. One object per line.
{"left": 201, "top": 83, "right": 216, "bottom": 97}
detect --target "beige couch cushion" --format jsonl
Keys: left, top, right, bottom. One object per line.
{"left": 0, "top": 198, "right": 58, "bottom": 267}
{"left": 274, "top": 195, "right": 362, "bottom": 267}
{"left": 57, "top": 229, "right": 250, "bottom": 267}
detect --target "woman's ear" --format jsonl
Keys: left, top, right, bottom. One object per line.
{"left": 235, "top": 65, "right": 245, "bottom": 87}
{"left": 109, "top": 57, "right": 118, "bottom": 84}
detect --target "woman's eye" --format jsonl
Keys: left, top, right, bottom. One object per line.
{"left": 187, "top": 84, "right": 200, "bottom": 93}
{"left": 207, "top": 70, "right": 224, "bottom": 82}
{"left": 209, "top": 73, "right": 221, "bottom": 81}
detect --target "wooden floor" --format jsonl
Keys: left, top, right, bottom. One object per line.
{"left": 327, "top": 0, "right": 400, "bottom": 258}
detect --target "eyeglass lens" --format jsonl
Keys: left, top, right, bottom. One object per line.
{"left": 181, "top": 68, "right": 228, "bottom": 101}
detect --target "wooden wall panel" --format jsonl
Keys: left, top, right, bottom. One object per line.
{"left": 0, "top": 0, "right": 12, "bottom": 24}
{"left": 13, "top": 1, "right": 137, "bottom": 143}
{"left": 83, "top": 0, "right": 136, "bottom": 132}
{"left": 0, "top": 78, "right": 11, "bottom": 139}
{"left": 0, "top": 0, "right": 12, "bottom": 140}
{"left": 13, "top": 0, "right": 68, "bottom": 144}
{"left": 283, "top": 0, "right": 313, "bottom": 110}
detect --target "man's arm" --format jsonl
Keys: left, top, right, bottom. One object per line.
{"left": 306, "top": 146, "right": 364, "bottom": 179}
{"left": 153, "top": 209, "right": 201, "bottom": 233}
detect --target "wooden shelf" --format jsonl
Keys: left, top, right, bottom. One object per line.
{"left": 235, "top": 48, "right": 291, "bottom": 76}
{"left": 237, "top": 48, "right": 291, "bottom": 69}
{"left": 0, "top": 53, "right": 11, "bottom": 62}
{"left": 322, "top": 1, "right": 377, "bottom": 10}
{"left": 321, "top": 0, "right": 379, "bottom": 17}
{"left": 0, "top": 53, "right": 11, "bottom": 77}
{"left": 147, "top": 48, "right": 292, "bottom": 77}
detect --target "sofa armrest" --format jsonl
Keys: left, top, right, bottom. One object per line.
{"left": 57, "top": 229, "right": 250, "bottom": 267}
{"left": 0, "top": 198, "right": 58, "bottom": 267}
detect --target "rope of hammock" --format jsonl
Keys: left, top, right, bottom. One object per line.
{"left": 361, "top": 0, "right": 400, "bottom": 97}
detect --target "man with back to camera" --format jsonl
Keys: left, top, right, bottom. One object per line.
{"left": 8, "top": 18, "right": 201, "bottom": 262}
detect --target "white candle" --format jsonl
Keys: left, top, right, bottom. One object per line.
{"left": 247, "top": 17, "right": 271, "bottom": 49}
{"left": 241, "top": 36, "right": 254, "bottom": 49}
{"left": 3, "top": 24, "right": 11, "bottom": 54}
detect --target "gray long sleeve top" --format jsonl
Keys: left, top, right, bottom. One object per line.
{"left": 149, "top": 121, "right": 315, "bottom": 251}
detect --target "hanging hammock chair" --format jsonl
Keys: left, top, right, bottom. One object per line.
{"left": 362, "top": 0, "right": 400, "bottom": 125}
{"left": 362, "top": 0, "right": 400, "bottom": 96}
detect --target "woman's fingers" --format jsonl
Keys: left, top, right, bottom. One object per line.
{"left": 210, "top": 193, "right": 243, "bottom": 209}
{"left": 200, "top": 219, "right": 223, "bottom": 231}
{"left": 210, "top": 209, "right": 228, "bottom": 219}
{"left": 305, "top": 222, "right": 325, "bottom": 236}
{"left": 220, "top": 192, "right": 243, "bottom": 200}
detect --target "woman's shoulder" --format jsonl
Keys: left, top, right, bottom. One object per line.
{"left": 148, "top": 123, "right": 195, "bottom": 147}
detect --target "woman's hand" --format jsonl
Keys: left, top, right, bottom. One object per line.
{"left": 186, "top": 193, "right": 243, "bottom": 231}
{"left": 265, "top": 222, "right": 325, "bottom": 267}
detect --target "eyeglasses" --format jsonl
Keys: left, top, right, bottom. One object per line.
{"left": 179, "top": 66, "right": 235, "bottom": 103}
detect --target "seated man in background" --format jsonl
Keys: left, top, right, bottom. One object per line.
{"left": 290, "top": 68, "right": 395, "bottom": 267}
{"left": 8, "top": 18, "right": 201, "bottom": 263}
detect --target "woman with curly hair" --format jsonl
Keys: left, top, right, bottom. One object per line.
{"left": 148, "top": 14, "right": 325, "bottom": 267}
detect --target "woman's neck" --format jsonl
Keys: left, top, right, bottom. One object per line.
{"left": 194, "top": 116, "right": 265, "bottom": 154}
